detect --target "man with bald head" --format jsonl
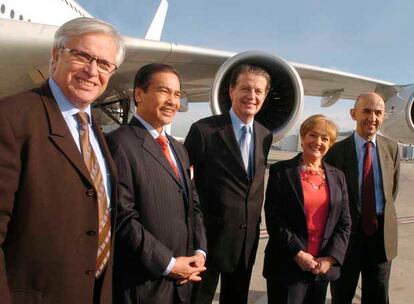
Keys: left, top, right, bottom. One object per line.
{"left": 325, "top": 93, "right": 400, "bottom": 304}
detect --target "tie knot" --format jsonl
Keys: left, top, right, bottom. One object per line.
{"left": 241, "top": 125, "right": 249, "bottom": 135}
{"left": 76, "top": 111, "right": 89, "bottom": 126}
{"left": 365, "top": 141, "right": 373, "bottom": 150}
{"left": 156, "top": 135, "right": 168, "bottom": 148}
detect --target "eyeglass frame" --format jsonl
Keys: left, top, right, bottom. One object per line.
{"left": 60, "top": 47, "right": 118, "bottom": 75}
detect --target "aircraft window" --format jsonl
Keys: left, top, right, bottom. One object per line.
{"left": 1, "top": 4, "right": 5, "bottom": 14}
{"left": 19, "top": 14, "right": 23, "bottom": 20}
{"left": 10, "top": 9, "right": 15, "bottom": 19}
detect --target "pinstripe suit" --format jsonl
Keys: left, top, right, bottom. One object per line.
{"left": 106, "top": 117, "right": 207, "bottom": 304}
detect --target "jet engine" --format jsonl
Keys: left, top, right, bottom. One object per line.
{"left": 209, "top": 51, "right": 304, "bottom": 141}
{"left": 381, "top": 85, "right": 414, "bottom": 144}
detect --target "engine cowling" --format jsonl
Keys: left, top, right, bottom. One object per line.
{"left": 209, "top": 51, "right": 304, "bottom": 141}
{"left": 381, "top": 85, "right": 414, "bottom": 144}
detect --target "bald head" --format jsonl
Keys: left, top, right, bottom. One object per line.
{"left": 354, "top": 92, "right": 385, "bottom": 109}
{"left": 351, "top": 92, "right": 385, "bottom": 140}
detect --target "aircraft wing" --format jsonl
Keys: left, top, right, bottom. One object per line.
{"left": 0, "top": 18, "right": 395, "bottom": 106}
{"left": 115, "top": 37, "right": 396, "bottom": 105}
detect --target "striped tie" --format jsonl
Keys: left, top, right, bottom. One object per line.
{"left": 76, "top": 111, "right": 111, "bottom": 278}
{"left": 156, "top": 135, "right": 180, "bottom": 179}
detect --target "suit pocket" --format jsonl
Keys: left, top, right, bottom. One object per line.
{"left": 11, "top": 290, "right": 42, "bottom": 304}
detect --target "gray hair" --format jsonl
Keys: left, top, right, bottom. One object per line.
{"left": 53, "top": 17, "right": 126, "bottom": 67}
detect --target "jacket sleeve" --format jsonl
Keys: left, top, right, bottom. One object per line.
{"left": 264, "top": 165, "right": 306, "bottom": 257}
{"left": 0, "top": 111, "right": 20, "bottom": 303}
{"left": 191, "top": 177, "right": 207, "bottom": 254}
{"left": 107, "top": 136, "right": 173, "bottom": 279}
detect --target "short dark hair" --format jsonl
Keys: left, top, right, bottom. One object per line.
{"left": 133, "top": 63, "right": 180, "bottom": 106}
{"left": 229, "top": 64, "right": 271, "bottom": 92}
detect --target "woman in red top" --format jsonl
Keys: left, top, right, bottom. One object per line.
{"left": 263, "top": 114, "right": 351, "bottom": 304}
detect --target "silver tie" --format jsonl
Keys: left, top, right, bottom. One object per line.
{"left": 239, "top": 125, "right": 251, "bottom": 177}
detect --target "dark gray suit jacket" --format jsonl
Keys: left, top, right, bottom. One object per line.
{"left": 324, "top": 134, "right": 400, "bottom": 260}
{"left": 263, "top": 154, "right": 351, "bottom": 283}
{"left": 184, "top": 113, "right": 273, "bottom": 272}
{"left": 107, "top": 117, "right": 207, "bottom": 304}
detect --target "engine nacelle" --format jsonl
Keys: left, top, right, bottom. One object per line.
{"left": 209, "top": 51, "right": 304, "bottom": 141}
{"left": 381, "top": 85, "right": 414, "bottom": 144}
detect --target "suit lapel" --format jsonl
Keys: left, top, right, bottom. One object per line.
{"left": 168, "top": 136, "right": 190, "bottom": 199}
{"left": 323, "top": 163, "right": 338, "bottom": 237}
{"left": 252, "top": 121, "right": 263, "bottom": 178}
{"left": 344, "top": 135, "right": 361, "bottom": 213}
{"left": 218, "top": 113, "right": 248, "bottom": 176}
{"left": 286, "top": 155, "right": 305, "bottom": 211}
{"left": 130, "top": 117, "right": 182, "bottom": 187}
{"left": 376, "top": 135, "right": 390, "bottom": 201}
{"left": 41, "top": 83, "right": 93, "bottom": 188}
{"left": 92, "top": 117, "right": 117, "bottom": 188}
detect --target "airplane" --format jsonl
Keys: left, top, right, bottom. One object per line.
{"left": 1, "top": 0, "right": 413, "bottom": 143}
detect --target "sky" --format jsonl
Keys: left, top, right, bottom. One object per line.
{"left": 76, "top": 0, "right": 414, "bottom": 137}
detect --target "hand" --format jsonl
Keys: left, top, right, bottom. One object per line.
{"left": 191, "top": 252, "right": 206, "bottom": 268}
{"left": 169, "top": 256, "right": 206, "bottom": 284}
{"left": 176, "top": 253, "right": 206, "bottom": 285}
{"left": 294, "top": 250, "right": 319, "bottom": 272}
{"left": 311, "top": 256, "right": 335, "bottom": 275}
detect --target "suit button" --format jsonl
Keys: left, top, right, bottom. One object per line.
{"left": 85, "top": 269, "right": 94, "bottom": 276}
{"left": 86, "top": 189, "right": 95, "bottom": 197}
{"left": 240, "top": 224, "right": 247, "bottom": 229}
{"left": 86, "top": 230, "right": 97, "bottom": 237}
{"left": 178, "top": 188, "right": 184, "bottom": 193}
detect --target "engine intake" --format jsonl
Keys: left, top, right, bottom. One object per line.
{"left": 209, "top": 51, "right": 304, "bottom": 141}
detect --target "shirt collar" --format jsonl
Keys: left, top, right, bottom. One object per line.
{"left": 353, "top": 131, "right": 377, "bottom": 150}
{"left": 49, "top": 78, "right": 92, "bottom": 124}
{"left": 133, "top": 112, "right": 167, "bottom": 140}
{"left": 229, "top": 108, "right": 254, "bottom": 133}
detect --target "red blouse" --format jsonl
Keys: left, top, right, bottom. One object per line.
{"left": 300, "top": 170, "right": 330, "bottom": 257}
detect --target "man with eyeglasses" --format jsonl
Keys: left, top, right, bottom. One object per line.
{"left": 0, "top": 17, "right": 125, "bottom": 304}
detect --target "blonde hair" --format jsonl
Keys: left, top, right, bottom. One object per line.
{"left": 300, "top": 114, "right": 337, "bottom": 147}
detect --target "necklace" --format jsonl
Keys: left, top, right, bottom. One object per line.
{"left": 300, "top": 160, "right": 326, "bottom": 190}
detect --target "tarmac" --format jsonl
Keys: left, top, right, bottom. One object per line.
{"left": 211, "top": 150, "right": 414, "bottom": 303}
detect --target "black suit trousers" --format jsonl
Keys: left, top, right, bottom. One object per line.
{"left": 331, "top": 216, "right": 391, "bottom": 304}
{"left": 267, "top": 278, "right": 328, "bottom": 304}
{"left": 191, "top": 254, "right": 254, "bottom": 304}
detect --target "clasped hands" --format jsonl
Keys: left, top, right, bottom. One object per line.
{"left": 168, "top": 253, "right": 206, "bottom": 285}
{"left": 294, "top": 250, "right": 335, "bottom": 275}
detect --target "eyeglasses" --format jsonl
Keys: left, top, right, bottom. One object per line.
{"left": 61, "top": 47, "right": 117, "bottom": 75}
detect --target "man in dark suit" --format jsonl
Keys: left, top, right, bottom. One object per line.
{"left": 325, "top": 93, "right": 400, "bottom": 304}
{"left": 0, "top": 18, "right": 125, "bottom": 304}
{"left": 106, "top": 63, "right": 207, "bottom": 304}
{"left": 185, "top": 64, "right": 273, "bottom": 303}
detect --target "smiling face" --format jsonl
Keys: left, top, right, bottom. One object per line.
{"left": 51, "top": 32, "right": 117, "bottom": 110}
{"left": 229, "top": 72, "right": 268, "bottom": 123}
{"left": 135, "top": 71, "right": 181, "bottom": 133}
{"left": 351, "top": 93, "right": 385, "bottom": 141}
{"left": 301, "top": 126, "right": 332, "bottom": 163}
